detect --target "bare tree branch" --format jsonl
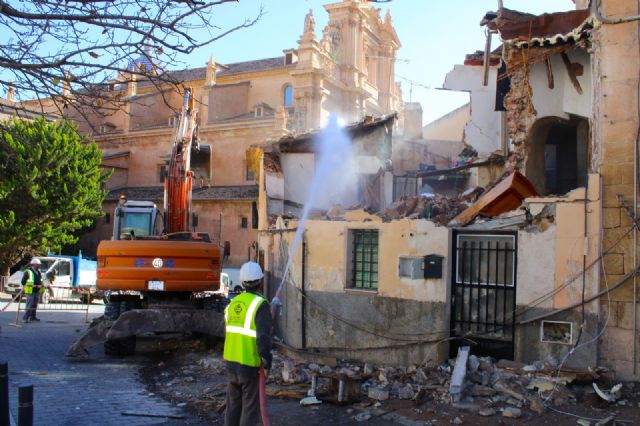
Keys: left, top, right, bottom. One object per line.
{"left": 0, "top": 0, "right": 261, "bottom": 125}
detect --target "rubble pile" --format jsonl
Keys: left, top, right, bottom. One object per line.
{"left": 266, "top": 350, "right": 631, "bottom": 420}
{"left": 385, "top": 194, "right": 468, "bottom": 225}
{"left": 143, "top": 347, "right": 640, "bottom": 424}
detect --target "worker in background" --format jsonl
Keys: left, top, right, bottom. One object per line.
{"left": 223, "top": 261, "right": 272, "bottom": 426}
{"left": 22, "top": 258, "right": 44, "bottom": 323}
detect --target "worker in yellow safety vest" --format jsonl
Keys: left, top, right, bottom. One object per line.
{"left": 21, "top": 258, "right": 44, "bottom": 323}
{"left": 223, "top": 261, "right": 272, "bottom": 426}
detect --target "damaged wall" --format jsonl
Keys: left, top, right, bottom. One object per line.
{"left": 528, "top": 49, "right": 591, "bottom": 120}
{"left": 504, "top": 44, "right": 591, "bottom": 174}
{"left": 514, "top": 173, "right": 601, "bottom": 367}
{"left": 281, "top": 153, "right": 316, "bottom": 207}
{"left": 443, "top": 65, "right": 503, "bottom": 157}
{"left": 268, "top": 214, "right": 451, "bottom": 365}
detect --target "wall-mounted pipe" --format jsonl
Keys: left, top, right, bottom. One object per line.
{"left": 634, "top": 115, "right": 638, "bottom": 375}
{"left": 592, "top": 0, "right": 640, "bottom": 24}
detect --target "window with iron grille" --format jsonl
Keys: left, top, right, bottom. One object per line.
{"left": 350, "top": 230, "right": 379, "bottom": 289}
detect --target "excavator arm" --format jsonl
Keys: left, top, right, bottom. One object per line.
{"left": 164, "top": 87, "right": 198, "bottom": 234}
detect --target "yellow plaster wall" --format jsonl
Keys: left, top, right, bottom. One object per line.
{"left": 422, "top": 104, "right": 470, "bottom": 142}
{"left": 520, "top": 174, "right": 601, "bottom": 314}
{"left": 275, "top": 216, "right": 450, "bottom": 303}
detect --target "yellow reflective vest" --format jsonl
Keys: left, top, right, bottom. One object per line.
{"left": 223, "top": 292, "right": 266, "bottom": 367}
{"left": 23, "top": 268, "right": 44, "bottom": 295}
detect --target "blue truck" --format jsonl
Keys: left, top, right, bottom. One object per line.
{"left": 5, "top": 253, "right": 100, "bottom": 304}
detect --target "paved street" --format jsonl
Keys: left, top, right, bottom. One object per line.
{"left": 0, "top": 294, "right": 199, "bottom": 426}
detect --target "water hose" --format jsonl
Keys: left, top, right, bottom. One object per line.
{"left": 259, "top": 367, "right": 271, "bottom": 426}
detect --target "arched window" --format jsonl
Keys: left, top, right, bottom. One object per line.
{"left": 283, "top": 85, "right": 293, "bottom": 107}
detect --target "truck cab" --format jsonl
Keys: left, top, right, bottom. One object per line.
{"left": 5, "top": 255, "right": 98, "bottom": 303}
{"left": 113, "top": 199, "right": 160, "bottom": 240}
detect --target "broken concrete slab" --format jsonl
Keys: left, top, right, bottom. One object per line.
{"left": 478, "top": 407, "right": 497, "bottom": 417}
{"left": 470, "top": 384, "right": 496, "bottom": 397}
{"left": 367, "top": 387, "right": 389, "bottom": 401}
{"left": 449, "top": 346, "right": 470, "bottom": 400}
{"left": 300, "top": 396, "right": 322, "bottom": 406}
{"left": 502, "top": 406, "right": 522, "bottom": 418}
{"left": 493, "top": 380, "right": 526, "bottom": 401}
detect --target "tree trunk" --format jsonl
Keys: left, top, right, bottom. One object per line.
{"left": 0, "top": 263, "right": 10, "bottom": 293}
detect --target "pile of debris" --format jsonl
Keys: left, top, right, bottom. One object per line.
{"left": 265, "top": 349, "right": 629, "bottom": 420}
{"left": 384, "top": 194, "right": 469, "bottom": 225}
{"left": 143, "top": 345, "right": 640, "bottom": 424}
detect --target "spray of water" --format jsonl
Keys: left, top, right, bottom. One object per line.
{"left": 271, "top": 114, "right": 358, "bottom": 316}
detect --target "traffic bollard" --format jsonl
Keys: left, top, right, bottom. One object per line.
{"left": 0, "top": 361, "right": 8, "bottom": 426}
{"left": 18, "top": 385, "right": 33, "bottom": 426}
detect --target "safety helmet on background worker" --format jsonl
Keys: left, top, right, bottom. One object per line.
{"left": 30, "top": 258, "right": 41, "bottom": 265}
{"left": 240, "top": 261, "right": 264, "bottom": 287}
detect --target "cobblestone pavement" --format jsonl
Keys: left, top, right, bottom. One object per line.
{"left": 0, "top": 293, "right": 205, "bottom": 426}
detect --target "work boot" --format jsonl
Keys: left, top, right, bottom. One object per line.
{"left": 31, "top": 317, "right": 41, "bottom": 322}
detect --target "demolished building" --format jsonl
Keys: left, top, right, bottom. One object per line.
{"left": 258, "top": 1, "right": 640, "bottom": 380}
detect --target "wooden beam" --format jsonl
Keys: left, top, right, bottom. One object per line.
{"left": 561, "top": 53, "right": 583, "bottom": 95}
{"left": 544, "top": 56, "right": 554, "bottom": 90}
{"left": 413, "top": 158, "right": 503, "bottom": 178}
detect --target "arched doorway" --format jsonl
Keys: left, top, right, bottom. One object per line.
{"left": 525, "top": 116, "right": 589, "bottom": 195}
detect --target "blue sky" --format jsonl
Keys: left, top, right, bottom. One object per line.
{"left": 181, "top": 0, "right": 576, "bottom": 125}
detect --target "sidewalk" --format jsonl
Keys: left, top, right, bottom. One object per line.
{"left": 0, "top": 292, "right": 198, "bottom": 426}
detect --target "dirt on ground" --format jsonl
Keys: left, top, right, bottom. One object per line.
{"left": 140, "top": 341, "right": 640, "bottom": 425}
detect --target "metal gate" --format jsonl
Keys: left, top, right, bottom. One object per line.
{"left": 450, "top": 231, "right": 517, "bottom": 360}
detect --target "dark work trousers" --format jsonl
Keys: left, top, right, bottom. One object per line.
{"left": 23, "top": 293, "right": 39, "bottom": 320}
{"left": 224, "top": 372, "right": 260, "bottom": 426}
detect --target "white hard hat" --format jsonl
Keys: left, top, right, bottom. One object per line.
{"left": 240, "top": 261, "right": 264, "bottom": 284}
{"left": 30, "top": 258, "right": 41, "bottom": 265}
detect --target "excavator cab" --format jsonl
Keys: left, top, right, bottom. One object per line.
{"left": 112, "top": 198, "right": 160, "bottom": 240}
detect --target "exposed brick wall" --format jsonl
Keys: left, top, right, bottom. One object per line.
{"left": 503, "top": 63, "right": 537, "bottom": 172}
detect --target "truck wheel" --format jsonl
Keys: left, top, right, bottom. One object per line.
{"left": 40, "top": 290, "right": 52, "bottom": 305}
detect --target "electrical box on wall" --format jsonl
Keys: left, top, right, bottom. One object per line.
{"left": 398, "top": 255, "right": 444, "bottom": 279}
{"left": 424, "top": 254, "right": 444, "bottom": 279}
{"left": 398, "top": 256, "right": 424, "bottom": 279}
{"left": 398, "top": 256, "right": 424, "bottom": 280}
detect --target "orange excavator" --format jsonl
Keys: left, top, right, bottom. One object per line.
{"left": 67, "top": 88, "right": 225, "bottom": 357}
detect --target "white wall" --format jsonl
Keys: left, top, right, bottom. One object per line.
{"left": 517, "top": 226, "right": 557, "bottom": 309}
{"left": 529, "top": 49, "right": 591, "bottom": 120}
{"left": 443, "top": 65, "right": 503, "bottom": 156}
{"left": 281, "top": 153, "right": 315, "bottom": 205}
